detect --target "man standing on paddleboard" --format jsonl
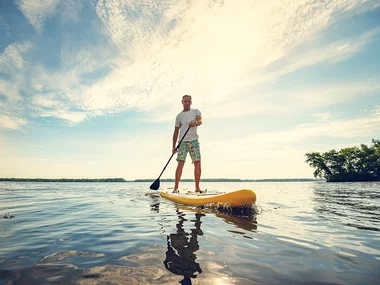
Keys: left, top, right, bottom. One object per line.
{"left": 172, "top": 95, "right": 204, "bottom": 193}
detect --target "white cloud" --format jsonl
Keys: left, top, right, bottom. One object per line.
{"left": 0, "top": 16, "right": 11, "bottom": 37}
{"left": 208, "top": 106, "right": 380, "bottom": 154}
{"left": 15, "top": 0, "right": 60, "bottom": 33}
{"left": 38, "top": 109, "right": 87, "bottom": 123}
{"left": 61, "top": 0, "right": 82, "bottom": 23}
{"left": 287, "top": 111, "right": 376, "bottom": 143}
{"left": 221, "top": 80, "right": 379, "bottom": 120}
{"left": 289, "top": 81, "right": 378, "bottom": 109}
{"left": 198, "top": 106, "right": 380, "bottom": 178}
{"left": 374, "top": 105, "right": 380, "bottom": 116}
{"left": 74, "top": 0, "right": 377, "bottom": 121}
{"left": 2, "top": 0, "right": 379, "bottom": 180}
{"left": 91, "top": 0, "right": 173, "bottom": 50}
{"left": 60, "top": 42, "right": 115, "bottom": 75}
{"left": 2, "top": 0, "right": 378, "bottom": 128}
{"left": 0, "top": 78, "right": 22, "bottom": 102}
{"left": 4, "top": 41, "right": 116, "bottom": 123}
{"left": 312, "top": 113, "right": 332, "bottom": 123}
{"left": 367, "top": 74, "right": 380, "bottom": 90}
{"left": 289, "top": 115, "right": 380, "bottom": 140}
{"left": 267, "top": 27, "right": 380, "bottom": 78}
{"left": 0, "top": 42, "right": 33, "bottom": 104}
{"left": 0, "top": 115, "right": 27, "bottom": 130}
{"left": 32, "top": 93, "right": 64, "bottom": 108}
{"left": 1, "top": 105, "right": 378, "bottom": 179}
{"left": 0, "top": 42, "right": 32, "bottom": 73}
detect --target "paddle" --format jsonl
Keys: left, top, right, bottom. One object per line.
{"left": 150, "top": 125, "right": 192, "bottom": 190}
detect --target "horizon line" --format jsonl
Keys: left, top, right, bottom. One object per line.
{"left": 0, "top": 177, "right": 322, "bottom": 181}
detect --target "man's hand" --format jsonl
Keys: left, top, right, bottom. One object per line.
{"left": 172, "top": 148, "right": 177, "bottom": 154}
{"left": 189, "top": 120, "right": 198, "bottom": 127}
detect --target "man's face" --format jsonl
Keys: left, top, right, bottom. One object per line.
{"left": 182, "top": 96, "right": 192, "bottom": 110}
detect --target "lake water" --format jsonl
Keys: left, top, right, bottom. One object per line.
{"left": 1, "top": 181, "right": 379, "bottom": 285}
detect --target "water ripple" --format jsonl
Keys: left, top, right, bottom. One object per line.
{"left": 1, "top": 181, "right": 379, "bottom": 285}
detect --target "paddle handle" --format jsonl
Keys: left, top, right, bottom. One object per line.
{"left": 157, "top": 125, "right": 191, "bottom": 179}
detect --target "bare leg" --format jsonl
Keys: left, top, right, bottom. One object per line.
{"left": 173, "top": 160, "right": 185, "bottom": 193}
{"left": 194, "top": 160, "right": 202, "bottom": 192}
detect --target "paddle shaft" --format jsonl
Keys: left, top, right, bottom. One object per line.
{"left": 156, "top": 125, "right": 191, "bottom": 180}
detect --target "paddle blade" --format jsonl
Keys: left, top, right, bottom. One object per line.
{"left": 150, "top": 178, "right": 160, "bottom": 190}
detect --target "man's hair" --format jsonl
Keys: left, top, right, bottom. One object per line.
{"left": 182, "top": 94, "right": 192, "bottom": 100}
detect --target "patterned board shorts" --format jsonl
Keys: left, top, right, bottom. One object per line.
{"left": 176, "top": 139, "right": 201, "bottom": 162}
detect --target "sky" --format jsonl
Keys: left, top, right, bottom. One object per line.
{"left": 0, "top": 0, "right": 379, "bottom": 180}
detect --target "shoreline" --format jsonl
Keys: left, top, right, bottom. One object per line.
{"left": 1, "top": 178, "right": 324, "bottom": 182}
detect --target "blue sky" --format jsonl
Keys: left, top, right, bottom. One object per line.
{"left": 0, "top": 0, "right": 379, "bottom": 180}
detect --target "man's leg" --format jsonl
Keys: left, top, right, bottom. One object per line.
{"left": 174, "top": 160, "right": 185, "bottom": 193}
{"left": 189, "top": 140, "right": 202, "bottom": 192}
{"left": 194, "top": 160, "right": 201, "bottom": 191}
{"left": 173, "top": 141, "right": 188, "bottom": 193}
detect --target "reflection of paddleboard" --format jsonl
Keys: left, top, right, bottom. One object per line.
{"left": 160, "top": 189, "right": 256, "bottom": 207}
{"left": 178, "top": 205, "right": 258, "bottom": 232}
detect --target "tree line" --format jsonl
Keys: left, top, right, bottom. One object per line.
{"left": 133, "top": 178, "right": 320, "bottom": 182}
{"left": 1, "top": 178, "right": 321, "bottom": 183}
{"left": 0, "top": 178, "right": 126, "bottom": 182}
{"left": 305, "top": 139, "right": 380, "bottom": 182}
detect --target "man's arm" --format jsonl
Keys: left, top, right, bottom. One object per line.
{"left": 196, "top": 115, "right": 202, "bottom": 126}
{"left": 190, "top": 115, "right": 202, "bottom": 127}
{"left": 172, "top": 126, "right": 180, "bottom": 153}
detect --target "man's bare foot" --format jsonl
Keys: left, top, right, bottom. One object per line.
{"left": 172, "top": 188, "right": 179, "bottom": 193}
{"left": 195, "top": 189, "right": 206, "bottom": 193}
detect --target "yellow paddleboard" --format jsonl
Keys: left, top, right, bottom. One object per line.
{"left": 160, "top": 189, "right": 256, "bottom": 207}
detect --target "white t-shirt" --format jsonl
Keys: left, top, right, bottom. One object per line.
{"left": 175, "top": 109, "right": 201, "bottom": 142}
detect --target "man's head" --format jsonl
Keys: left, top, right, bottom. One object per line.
{"left": 182, "top": 95, "right": 192, "bottom": 111}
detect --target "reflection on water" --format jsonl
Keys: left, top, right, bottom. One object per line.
{"left": 164, "top": 210, "right": 203, "bottom": 284}
{"left": 0, "top": 263, "right": 82, "bottom": 284}
{"left": 1, "top": 192, "right": 259, "bottom": 285}
{"left": 0, "top": 250, "right": 184, "bottom": 284}
{"left": 149, "top": 193, "right": 259, "bottom": 284}
{"left": 149, "top": 195, "right": 204, "bottom": 284}
{"left": 201, "top": 206, "right": 258, "bottom": 235}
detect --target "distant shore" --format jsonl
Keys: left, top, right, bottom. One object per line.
{"left": 0, "top": 178, "right": 324, "bottom": 182}
{"left": 133, "top": 178, "right": 324, "bottom": 182}
{"left": 0, "top": 178, "right": 126, "bottom": 182}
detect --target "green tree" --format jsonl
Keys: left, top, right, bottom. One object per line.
{"left": 305, "top": 139, "right": 380, "bottom": 182}
{"left": 305, "top": 152, "right": 333, "bottom": 179}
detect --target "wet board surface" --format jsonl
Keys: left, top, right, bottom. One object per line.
{"left": 159, "top": 189, "right": 256, "bottom": 207}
